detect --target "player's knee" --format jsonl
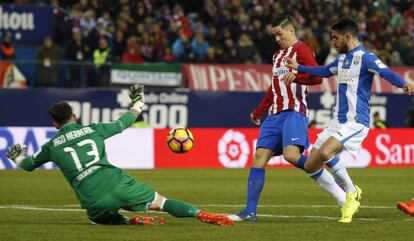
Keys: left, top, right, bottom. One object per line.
{"left": 148, "top": 193, "right": 166, "bottom": 211}
{"left": 319, "top": 149, "right": 332, "bottom": 162}
{"left": 252, "top": 152, "right": 268, "bottom": 168}
{"left": 283, "top": 152, "right": 300, "bottom": 165}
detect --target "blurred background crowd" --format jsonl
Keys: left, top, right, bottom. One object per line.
{"left": 1, "top": 0, "right": 414, "bottom": 87}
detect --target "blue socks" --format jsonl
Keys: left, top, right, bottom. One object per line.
{"left": 245, "top": 167, "right": 265, "bottom": 214}
{"left": 295, "top": 154, "right": 307, "bottom": 170}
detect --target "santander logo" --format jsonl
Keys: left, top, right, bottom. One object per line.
{"left": 218, "top": 130, "right": 250, "bottom": 168}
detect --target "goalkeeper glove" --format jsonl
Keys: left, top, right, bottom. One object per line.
{"left": 129, "top": 84, "right": 145, "bottom": 114}
{"left": 6, "top": 144, "right": 27, "bottom": 166}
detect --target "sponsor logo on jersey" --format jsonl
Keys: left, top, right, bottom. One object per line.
{"left": 272, "top": 66, "right": 289, "bottom": 78}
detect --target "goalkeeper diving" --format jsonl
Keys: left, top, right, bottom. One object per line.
{"left": 6, "top": 84, "right": 234, "bottom": 226}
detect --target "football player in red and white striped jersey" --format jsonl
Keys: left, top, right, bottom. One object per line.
{"left": 229, "top": 15, "right": 347, "bottom": 222}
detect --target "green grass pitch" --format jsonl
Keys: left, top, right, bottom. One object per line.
{"left": 1, "top": 168, "right": 413, "bottom": 241}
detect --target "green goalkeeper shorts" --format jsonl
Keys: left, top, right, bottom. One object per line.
{"left": 87, "top": 173, "right": 155, "bottom": 224}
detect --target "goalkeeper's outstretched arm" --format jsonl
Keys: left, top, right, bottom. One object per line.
{"left": 6, "top": 144, "right": 49, "bottom": 171}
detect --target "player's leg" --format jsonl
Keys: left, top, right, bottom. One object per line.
{"left": 281, "top": 111, "right": 345, "bottom": 206}
{"left": 244, "top": 148, "right": 273, "bottom": 217}
{"left": 304, "top": 125, "right": 348, "bottom": 207}
{"left": 228, "top": 148, "right": 274, "bottom": 221}
{"left": 317, "top": 136, "right": 362, "bottom": 223}
{"left": 321, "top": 137, "right": 355, "bottom": 193}
{"left": 87, "top": 193, "right": 130, "bottom": 225}
{"left": 117, "top": 175, "right": 233, "bottom": 226}
{"left": 281, "top": 110, "right": 309, "bottom": 169}
{"left": 305, "top": 147, "right": 347, "bottom": 207}
{"left": 229, "top": 115, "right": 281, "bottom": 221}
{"left": 149, "top": 193, "right": 234, "bottom": 226}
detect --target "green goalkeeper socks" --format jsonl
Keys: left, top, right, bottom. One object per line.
{"left": 163, "top": 199, "right": 200, "bottom": 218}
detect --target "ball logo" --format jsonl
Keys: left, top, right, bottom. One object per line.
{"left": 218, "top": 130, "right": 250, "bottom": 168}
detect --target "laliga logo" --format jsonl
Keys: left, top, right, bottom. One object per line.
{"left": 218, "top": 130, "right": 250, "bottom": 168}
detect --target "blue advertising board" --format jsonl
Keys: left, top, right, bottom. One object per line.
{"left": 0, "top": 4, "right": 54, "bottom": 42}
{"left": 0, "top": 88, "right": 412, "bottom": 128}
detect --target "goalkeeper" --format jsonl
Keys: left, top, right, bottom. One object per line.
{"left": 6, "top": 84, "right": 234, "bottom": 226}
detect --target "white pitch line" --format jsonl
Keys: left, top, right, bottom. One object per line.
{"left": 257, "top": 214, "right": 382, "bottom": 221}
{"left": 0, "top": 204, "right": 395, "bottom": 209}
{"left": 0, "top": 204, "right": 412, "bottom": 222}
{"left": 196, "top": 204, "right": 395, "bottom": 209}
{"left": 0, "top": 205, "right": 83, "bottom": 212}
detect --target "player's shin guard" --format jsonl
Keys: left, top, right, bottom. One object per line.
{"left": 162, "top": 199, "right": 200, "bottom": 218}
{"left": 245, "top": 167, "right": 265, "bottom": 214}
{"left": 295, "top": 154, "right": 307, "bottom": 170}
{"left": 309, "top": 168, "right": 346, "bottom": 206}
{"left": 325, "top": 156, "right": 356, "bottom": 193}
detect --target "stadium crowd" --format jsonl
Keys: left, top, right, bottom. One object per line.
{"left": 1, "top": 0, "right": 414, "bottom": 87}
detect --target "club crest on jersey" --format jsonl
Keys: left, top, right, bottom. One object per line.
{"left": 353, "top": 57, "right": 360, "bottom": 65}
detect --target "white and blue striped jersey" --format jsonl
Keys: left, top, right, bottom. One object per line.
{"left": 298, "top": 45, "right": 405, "bottom": 127}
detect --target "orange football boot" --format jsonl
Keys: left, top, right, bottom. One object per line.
{"left": 397, "top": 200, "right": 414, "bottom": 217}
{"left": 197, "top": 211, "right": 235, "bottom": 226}
{"left": 129, "top": 215, "right": 165, "bottom": 225}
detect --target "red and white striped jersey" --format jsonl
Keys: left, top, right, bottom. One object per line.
{"left": 252, "top": 41, "right": 321, "bottom": 119}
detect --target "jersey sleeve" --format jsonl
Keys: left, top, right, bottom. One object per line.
{"left": 364, "top": 53, "right": 406, "bottom": 88}
{"left": 298, "top": 56, "right": 339, "bottom": 77}
{"left": 294, "top": 46, "right": 323, "bottom": 85}
{"left": 91, "top": 111, "right": 137, "bottom": 139}
{"left": 19, "top": 142, "right": 52, "bottom": 171}
{"left": 251, "top": 85, "right": 273, "bottom": 119}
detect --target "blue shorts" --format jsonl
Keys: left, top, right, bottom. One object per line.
{"left": 256, "top": 110, "right": 309, "bottom": 156}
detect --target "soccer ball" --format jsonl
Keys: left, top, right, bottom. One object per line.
{"left": 167, "top": 128, "right": 194, "bottom": 153}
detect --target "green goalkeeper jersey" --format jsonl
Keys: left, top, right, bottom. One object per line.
{"left": 19, "top": 111, "right": 137, "bottom": 208}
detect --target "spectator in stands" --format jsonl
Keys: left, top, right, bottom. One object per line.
{"left": 300, "top": 28, "right": 321, "bottom": 57}
{"left": 112, "top": 30, "right": 126, "bottom": 62}
{"left": 35, "top": 36, "right": 62, "bottom": 87}
{"left": 204, "top": 47, "right": 216, "bottom": 63}
{"left": 191, "top": 33, "right": 209, "bottom": 62}
{"left": 140, "top": 33, "right": 155, "bottom": 62}
{"left": 213, "top": 44, "right": 228, "bottom": 63}
{"left": 161, "top": 47, "right": 175, "bottom": 63}
{"left": 372, "top": 111, "right": 388, "bottom": 129}
{"left": 80, "top": 9, "right": 96, "bottom": 38}
{"left": 65, "top": 28, "right": 90, "bottom": 88}
{"left": 0, "top": 33, "right": 15, "bottom": 60}
{"left": 121, "top": 42, "right": 144, "bottom": 64}
{"left": 237, "top": 33, "right": 259, "bottom": 64}
{"left": 92, "top": 38, "right": 111, "bottom": 87}
{"left": 389, "top": 5, "right": 404, "bottom": 29}
{"left": 172, "top": 33, "right": 194, "bottom": 62}
{"left": 97, "top": 10, "right": 113, "bottom": 29}
{"left": 85, "top": 22, "right": 109, "bottom": 53}
{"left": 206, "top": 26, "right": 219, "bottom": 48}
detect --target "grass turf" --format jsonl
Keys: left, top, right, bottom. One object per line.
{"left": 0, "top": 168, "right": 413, "bottom": 241}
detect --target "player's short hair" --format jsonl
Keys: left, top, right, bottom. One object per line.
{"left": 272, "top": 15, "right": 295, "bottom": 29}
{"left": 48, "top": 101, "right": 73, "bottom": 125}
{"left": 331, "top": 17, "right": 358, "bottom": 37}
